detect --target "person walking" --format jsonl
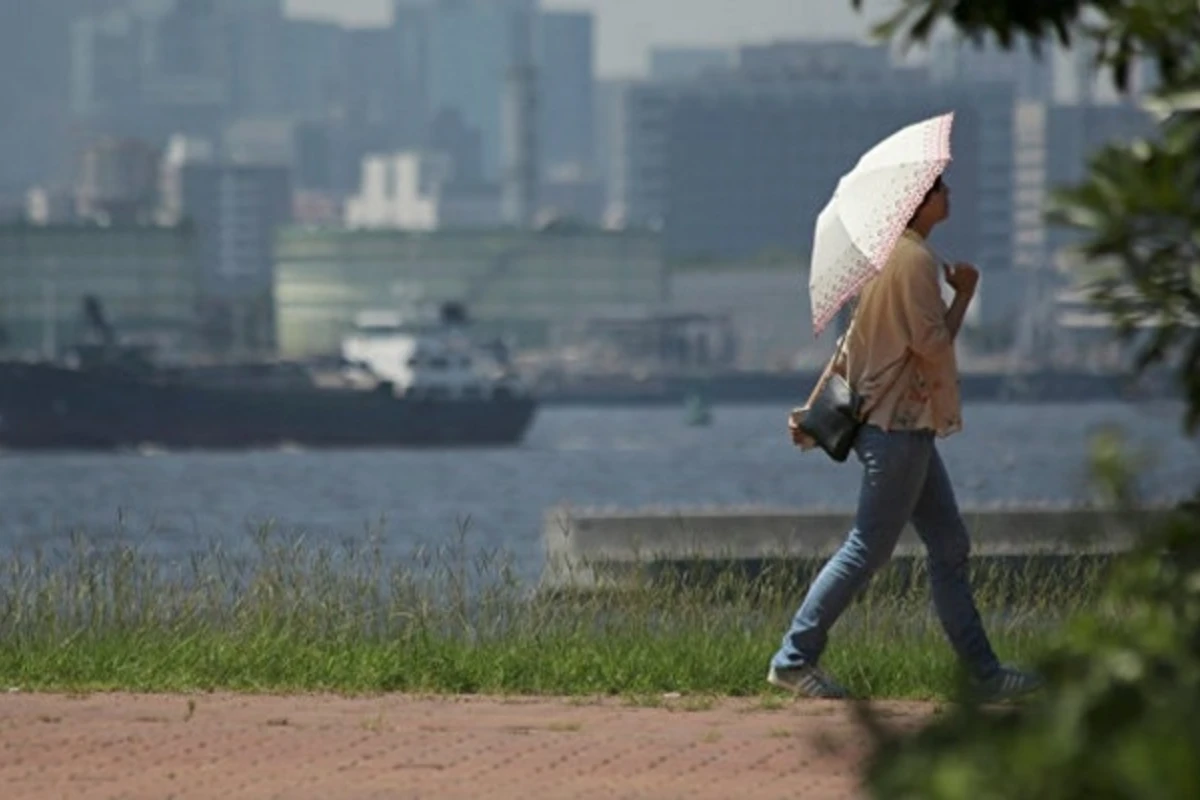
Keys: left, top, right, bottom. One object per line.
{"left": 772, "top": 117, "right": 1043, "bottom": 701}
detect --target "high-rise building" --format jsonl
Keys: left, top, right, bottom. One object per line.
{"left": 928, "top": 32, "right": 1054, "bottom": 101}
{"left": 537, "top": 12, "right": 595, "bottom": 174}
{"left": 1012, "top": 101, "right": 1049, "bottom": 270}
{"left": 1051, "top": 38, "right": 1123, "bottom": 106}
{"left": 934, "top": 33, "right": 1122, "bottom": 109}
{"left": 293, "top": 122, "right": 337, "bottom": 192}
{"left": 163, "top": 139, "right": 292, "bottom": 354}
{"left": 224, "top": 0, "right": 289, "bottom": 117}
{"left": 75, "top": 138, "right": 163, "bottom": 224}
{"left": 69, "top": 7, "right": 145, "bottom": 134}
{"left": 341, "top": 27, "right": 410, "bottom": 144}
{"left": 967, "top": 81, "right": 1019, "bottom": 274}
{"left": 280, "top": 19, "right": 346, "bottom": 119}
{"left": 139, "top": 0, "right": 230, "bottom": 140}
{"left": 595, "top": 79, "right": 636, "bottom": 223}
{"left": 649, "top": 47, "right": 734, "bottom": 82}
{"left": 607, "top": 49, "right": 1014, "bottom": 278}
{"left": 390, "top": 0, "right": 433, "bottom": 148}
{"left": 738, "top": 40, "right": 892, "bottom": 78}
{"left": 424, "top": 0, "right": 532, "bottom": 180}
{"left": 71, "top": 0, "right": 229, "bottom": 145}
{"left": 69, "top": 1, "right": 291, "bottom": 149}
{"left": 2, "top": 1, "right": 120, "bottom": 190}
{"left": 413, "top": 1, "right": 594, "bottom": 182}
{"left": 609, "top": 39, "right": 907, "bottom": 234}
{"left": 502, "top": 4, "right": 538, "bottom": 227}
{"left": 427, "top": 109, "right": 485, "bottom": 184}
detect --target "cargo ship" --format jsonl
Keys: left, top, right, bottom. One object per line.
{"left": 0, "top": 299, "right": 538, "bottom": 451}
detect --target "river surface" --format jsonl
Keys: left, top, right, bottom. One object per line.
{"left": 1, "top": 402, "right": 1196, "bottom": 582}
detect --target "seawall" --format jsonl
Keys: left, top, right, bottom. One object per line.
{"left": 540, "top": 505, "right": 1173, "bottom": 589}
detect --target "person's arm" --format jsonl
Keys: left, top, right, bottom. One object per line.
{"left": 943, "top": 292, "right": 971, "bottom": 338}
{"left": 942, "top": 263, "right": 979, "bottom": 337}
{"left": 893, "top": 249, "right": 973, "bottom": 359}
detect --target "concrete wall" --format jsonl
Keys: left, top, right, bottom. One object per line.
{"left": 541, "top": 505, "right": 1169, "bottom": 588}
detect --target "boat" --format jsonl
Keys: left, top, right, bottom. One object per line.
{"left": 0, "top": 297, "right": 538, "bottom": 451}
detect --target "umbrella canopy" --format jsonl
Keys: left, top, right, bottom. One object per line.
{"left": 808, "top": 112, "right": 954, "bottom": 335}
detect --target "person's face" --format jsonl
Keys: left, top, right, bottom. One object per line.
{"left": 926, "top": 177, "right": 950, "bottom": 222}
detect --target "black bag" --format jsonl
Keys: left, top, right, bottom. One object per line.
{"left": 799, "top": 370, "right": 865, "bottom": 463}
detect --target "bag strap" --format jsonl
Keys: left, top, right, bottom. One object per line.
{"left": 806, "top": 302, "right": 859, "bottom": 406}
{"left": 808, "top": 299, "right": 913, "bottom": 421}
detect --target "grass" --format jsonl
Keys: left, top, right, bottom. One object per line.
{"left": 0, "top": 527, "right": 1115, "bottom": 699}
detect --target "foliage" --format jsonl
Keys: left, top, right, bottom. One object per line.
{"left": 1049, "top": 116, "right": 1200, "bottom": 431}
{"left": 858, "top": 501, "right": 1200, "bottom": 800}
{"left": 855, "top": 0, "right": 1200, "bottom": 90}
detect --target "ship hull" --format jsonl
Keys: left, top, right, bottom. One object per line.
{"left": 0, "top": 363, "right": 538, "bottom": 451}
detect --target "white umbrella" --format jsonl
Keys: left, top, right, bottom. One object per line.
{"left": 808, "top": 112, "right": 954, "bottom": 335}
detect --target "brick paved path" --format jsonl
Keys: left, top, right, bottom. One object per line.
{"left": 0, "top": 692, "right": 932, "bottom": 800}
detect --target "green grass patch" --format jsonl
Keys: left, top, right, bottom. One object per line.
{"left": 0, "top": 529, "right": 1114, "bottom": 698}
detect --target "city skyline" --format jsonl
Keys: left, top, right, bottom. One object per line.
{"left": 0, "top": 0, "right": 1158, "bottom": 387}
{"left": 283, "top": 0, "right": 895, "bottom": 77}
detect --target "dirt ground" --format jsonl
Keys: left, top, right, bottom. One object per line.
{"left": 0, "top": 691, "right": 934, "bottom": 800}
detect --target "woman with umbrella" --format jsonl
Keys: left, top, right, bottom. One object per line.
{"left": 770, "top": 113, "right": 1042, "bottom": 701}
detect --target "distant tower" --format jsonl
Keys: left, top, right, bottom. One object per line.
{"left": 501, "top": 3, "right": 539, "bottom": 228}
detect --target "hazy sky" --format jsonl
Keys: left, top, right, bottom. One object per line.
{"left": 283, "top": 0, "right": 897, "bottom": 78}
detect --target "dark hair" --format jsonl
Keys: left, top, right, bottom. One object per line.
{"left": 924, "top": 175, "right": 944, "bottom": 202}
{"left": 907, "top": 175, "right": 944, "bottom": 227}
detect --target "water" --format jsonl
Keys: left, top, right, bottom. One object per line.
{"left": 1, "top": 402, "right": 1196, "bottom": 582}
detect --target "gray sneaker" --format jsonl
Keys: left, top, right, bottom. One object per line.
{"left": 767, "top": 664, "right": 851, "bottom": 699}
{"left": 972, "top": 665, "right": 1044, "bottom": 703}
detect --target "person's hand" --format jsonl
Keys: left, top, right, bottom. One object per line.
{"left": 943, "top": 262, "right": 980, "bottom": 297}
{"left": 788, "top": 408, "right": 816, "bottom": 449}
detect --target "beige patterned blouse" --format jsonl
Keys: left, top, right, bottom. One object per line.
{"left": 827, "top": 228, "right": 963, "bottom": 437}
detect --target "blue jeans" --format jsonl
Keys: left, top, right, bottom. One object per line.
{"left": 772, "top": 425, "right": 1001, "bottom": 680}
